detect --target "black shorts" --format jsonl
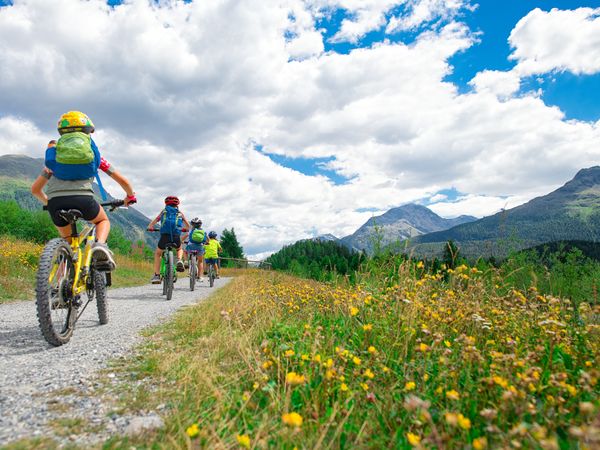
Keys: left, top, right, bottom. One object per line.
{"left": 158, "top": 233, "right": 181, "bottom": 250}
{"left": 47, "top": 195, "right": 101, "bottom": 227}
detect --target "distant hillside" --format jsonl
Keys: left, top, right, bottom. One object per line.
{"left": 408, "top": 167, "right": 600, "bottom": 258}
{"left": 341, "top": 203, "right": 476, "bottom": 254}
{"left": 0, "top": 154, "right": 156, "bottom": 249}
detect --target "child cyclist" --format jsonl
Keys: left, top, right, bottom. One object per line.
{"left": 204, "top": 231, "right": 222, "bottom": 278}
{"left": 147, "top": 196, "right": 190, "bottom": 284}
{"left": 30, "top": 111, "right": 136, "bottom": 271}
{"left": 183, "top": 217, "right": 207, "bottom": 281}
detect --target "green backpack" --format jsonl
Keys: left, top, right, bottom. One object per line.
{"left": 190, "top": 228, "right": 206, "bottom": 244}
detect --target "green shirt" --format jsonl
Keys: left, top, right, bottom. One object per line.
{"left": 204, "top": 239, "right": 222, "bottom": 259}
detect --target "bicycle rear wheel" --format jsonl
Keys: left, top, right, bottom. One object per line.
{"left": 35, "top": 238, "right": 76, "bottom": 346}
{"left": 189, "top": 255, "right": 196, "bottom": 291}
{"left": 166, "top": 250, "right": 174, "bottom": 300}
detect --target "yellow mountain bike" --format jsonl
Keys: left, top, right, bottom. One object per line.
{"left": 36, "top": 200, "right": 126, "bottom": 346}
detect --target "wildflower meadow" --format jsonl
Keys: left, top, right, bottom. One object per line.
{"left": 107, "top": 261, "right": 599, "bottom": 449}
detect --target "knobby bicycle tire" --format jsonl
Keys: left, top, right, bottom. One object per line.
{"left": 94, "top": 270, "right": 108, "bottom": 325}
{"left": 166, "top": 250, "right": 174, "bottom": 300}
{"left": 189, "top": 255, "right": 196, "bottom": 291}
{"left": 162, "top": 255, "right": 167, "bottom": 296}
{"left": 35, "top": 238, "right": 76, "bottom": 346}
{"left": 209, "top": 264, "right": 215, "bottom": 288}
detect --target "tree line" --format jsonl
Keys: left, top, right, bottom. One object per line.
{"left": 266, "top": 239, "right": 364, "bottom": 282}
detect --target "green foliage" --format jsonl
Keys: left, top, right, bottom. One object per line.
{"left": 107, "top": 225, "right": 133, "bottom": 256}
{"left": 499, "top": 245, "right": 600, "bottom": 304}
{"left": 0, "top": 200, "right": 58, "bottom": 244}
{"left": 220, "top": 228, "right": 245, "bottom": 267}
{"left": 267, "top": 239, "right": 364, "bottom": 282}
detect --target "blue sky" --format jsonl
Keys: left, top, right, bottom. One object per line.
{"left": 1, "top": 0, "right": 599, "bottom": 256}
{"left": 285, "top": 0, "right": 600, "bottom": 183}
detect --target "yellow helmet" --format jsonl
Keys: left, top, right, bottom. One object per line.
{"left": 57, "top": 111, "right": 95, "bottom": 135}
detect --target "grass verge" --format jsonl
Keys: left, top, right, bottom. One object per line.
{"left": 104, "top": 266, "right": 599, "bottom": 449}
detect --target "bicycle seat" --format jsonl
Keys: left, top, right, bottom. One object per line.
{"left": 58, "top": 209, "right": 83, "bottom": 224}
{"left": 164, "top": 242, "right": 178, "bottom": 249}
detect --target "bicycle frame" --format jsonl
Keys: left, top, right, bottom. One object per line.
{"left": 48, "top": 221, "right": 96, "bottom": 297}
{"left": 159, "top": 247, "right": 177, "bottom": 278}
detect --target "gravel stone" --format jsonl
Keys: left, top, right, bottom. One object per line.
{"left": 125, "top": 414, "right": 165, "bottom": 437}
{"left": 0, "top": 277, "right": 230, "bottom": 446}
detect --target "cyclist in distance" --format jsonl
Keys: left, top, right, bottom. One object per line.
{"left": 147, "top": 196, "right": 190, "bottom": 284}
{"left": 184, "top": 217, "right": 207, "bottom": 281}
{"left": 204, "top": 231, "right": 222, "bottom": 278}
{"left": 31, "top": 111, "right": 136, "bottom": 271}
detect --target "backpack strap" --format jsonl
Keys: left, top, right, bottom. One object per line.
{"left": 90, "top": 139, "right": 107, "bottom": 201}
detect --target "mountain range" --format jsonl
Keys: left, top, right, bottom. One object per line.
{"left": 0, "top": 154, "right": 156, "bottom": 248}
{"left": 317, "top": 166, "right": 600, "bottom": 258}
{"left": 407, "top": 166, "right": 600, "bottom": 258}
{"left": 339, "top": 204, "right": 476, "bottom": 254}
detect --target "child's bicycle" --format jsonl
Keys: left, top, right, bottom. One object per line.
{"left": 187, "top": 248, "right": 201, "bottom": 291}
{"left": 206, "top": 258, "right": 218, "bottom": 288}
{"left": 148, "top": 230, "right": 184, "bottom": 300}
{"left": 36, "top": 200, "right": 127, "bottom": 346}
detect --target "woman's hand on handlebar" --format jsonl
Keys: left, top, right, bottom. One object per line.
{"left": 124, "top": 193, "right": 137, "bottom": 206}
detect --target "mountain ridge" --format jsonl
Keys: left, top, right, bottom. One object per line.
{"left": 340, "top": 203, "right": 476, "bottom": 254}
{"left": 408, "top": 166, "right": 600, "bottom": 257}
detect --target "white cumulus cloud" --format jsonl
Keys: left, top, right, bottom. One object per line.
{"left": 509, "top": 7, "right": 600, "bottom": 76}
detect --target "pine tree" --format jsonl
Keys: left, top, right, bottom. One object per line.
{"left": 221, "top": 228, "right": 245, "bottom": 260}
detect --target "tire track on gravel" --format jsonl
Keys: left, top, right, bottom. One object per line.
{"left": 0, "top": 277, "right": 230, "bottom": 446}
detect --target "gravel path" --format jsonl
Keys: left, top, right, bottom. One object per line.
{"left": 0, "top": 277, "right": 230, "bottom": 446}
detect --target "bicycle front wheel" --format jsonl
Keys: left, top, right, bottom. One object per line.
{"left": 209, "top": 265, "right": 215, "bottom": 288}
{"left": 94, "top": 270, "right": 108, "bottom": 325}
{"left": 35, "top": 238, "right": 76, "bottom": 346}
{"left": 166, "top": 250, "right": 174, "bottom": 300}
{"left": 189, "top": 255, "right": 196, "bottom": 291}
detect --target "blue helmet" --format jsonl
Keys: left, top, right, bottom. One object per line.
{"left": 208, "top": 231, "right": 217, "bottom": 239}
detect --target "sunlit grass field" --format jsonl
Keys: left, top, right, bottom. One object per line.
{"left": 0, "top": 235, "right": 153, "bottom": 303}
{"left": 105, "top": 263, "right": 599, "bottom": 449}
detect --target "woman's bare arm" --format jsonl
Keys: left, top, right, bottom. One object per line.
{"left": 107, "top": 169, "right": 135, "bottom": 204}
{"left": 31, "top": 169, "right": 51, "bottom": 205}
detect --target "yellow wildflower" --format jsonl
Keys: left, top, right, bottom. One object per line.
{"left": 405, "top": 381, "right": 416, "bottom": 391}
{"left": 364, "top": 368, "right": 375, "bottom": 379}
{"left": 340, "top": 383, "right": 349, "bottom": 392}
{"left": 363, "top": 324, "right": 373, "bottom": 331}
{"left": 473, "top": 437, "right": 487, "bottom": 449}
{"left": 186, "top": 423, "right": 200, "bottom": 438}
{"left": 284, "top": 349, "right": 295, "bottom": 357}
{"left": 236, "top": 434, "right": 251, "bottom": 448}
{"left": 262, "top": 361, "right": 273, "bottom": 370}
{"left": 368, "top": 346, "right": 377, "bottom": 354}
{"left": 285, "top": 372, "right": 306, "bottom": 385}
{"left": 446, "top": 390, "right": 460, "bottom": 400}
{"left": 458, "top": 414, "right": 471, "bottom": 430}
{"left": 350, "top": 307, "right": 359, "bottom": 316}
{"left": 360, "top": 382, "right": 369, "bottom": 391}
{"left": 406, "top": 432, "right": 421, "bottom": 446}
{"left": 353, "top": 356, "right": 362, "bottom": 366}
{"left": 282, "top": 412, "right": 303, "bottom": 427}
{"left": 419, "top": 343, "right": 429, "bottom": 352}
